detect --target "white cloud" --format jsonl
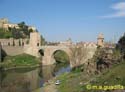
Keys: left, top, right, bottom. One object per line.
{"left": 100, "top": 2, "right": 125, "bottom": 18}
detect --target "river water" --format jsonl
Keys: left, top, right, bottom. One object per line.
{"left": 0, "top": 64, "right": 71, "bottom": 92}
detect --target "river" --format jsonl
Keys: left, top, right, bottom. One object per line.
{"left": 0, "top": 64, "right": 71, "bottom": 92}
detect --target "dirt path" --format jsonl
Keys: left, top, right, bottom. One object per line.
{"left": 43, "top": 84, "right": 58, "bottom": 92}
{"left": 33, "top": 84, "right": 58, "bottom": 92}
{"left": 33, "top": 79, "right": 58, "bottom": 92}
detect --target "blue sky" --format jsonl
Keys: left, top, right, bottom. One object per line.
{"left": 0, "top": 0, "right": 125, "bottom": 42}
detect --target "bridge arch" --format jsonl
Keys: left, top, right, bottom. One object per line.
{"left": 51, "top": 49, "right": 70, "bottom": 64}
{"left": 39, "top": 49, "right": 44, "bottom": 56}
{"left": 41, "top": 46, "right": 71, "bottom": 66}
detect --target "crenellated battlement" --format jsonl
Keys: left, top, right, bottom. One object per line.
{"left": 0, "top": 38, "right": 29, "bottom": 46}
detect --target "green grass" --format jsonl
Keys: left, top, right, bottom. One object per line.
{"left": 56, "top": 69, "right": 93, "bottom": 92}
{"left": 56, "top": 61, "right": 125, "bottom": 92}
{"left": 94, "top": 61, "right": 125, "bottom": 85}
{"left": 0, "top": 53, "right": 40, "bottom": 68}
{"left": 0, "top": 28, "right": 13, "bottom": 38}
{"left": 81, "top": 61, "right": 125, "bottom": 92}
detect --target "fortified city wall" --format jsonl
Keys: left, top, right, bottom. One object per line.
{"left": 0, "top": 32, "right": 41, "bottom": 56}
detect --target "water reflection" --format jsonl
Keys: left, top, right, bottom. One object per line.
{"left": 0, "top": 64, "right": 70, "bottom": 92}
{"left": 40, "top": 65, "right": 55, "bottom": 82}
{"left": 0, "top": 68, "right": 40, "bottom": 92}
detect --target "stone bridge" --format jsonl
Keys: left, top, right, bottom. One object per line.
{"left": 40, "top": 45, "right": 97, "bottom": 68}
{"left": 24, "top": 44, "right": 74, "bottom": 67}
{"left": 23, "top": 32, "right": 100, "bottom": 68}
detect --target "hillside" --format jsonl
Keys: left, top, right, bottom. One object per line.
{"left": 84, "top": 61, "right": 125, "bottom": 92}
{"left": 55, "top": 60, "right": 125, "bottom": 92}
{"left": 0, "top": 21, "right": 46, "bottom": 45}
{"left": 0, "top": 28, "right": 12, "bottom": 38}
{"left": 0, "top": 21, "right": 35, "bottom": 39}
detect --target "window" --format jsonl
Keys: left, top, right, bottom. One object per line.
{"left": 37, "top": 43, "right": 39, "bottom": 46}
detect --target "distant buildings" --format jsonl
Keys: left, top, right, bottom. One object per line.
{"left": 76, "top": 42, "right": 97, "bottom": 48}
{"left": 59, "top": 38, "right": 72, "bottom": 46}
{"left": 0, "top": 18, "right": 36, "bottom": 31}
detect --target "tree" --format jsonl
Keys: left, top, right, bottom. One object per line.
{"left": 117, "top": 33, "right": 125, "bottom": 59}
{"left": 18, "top": 21, "right": 30, "bottom": 38}
{"left": 70, "top": 45, "right": 88, "bottom": 67}
{"left": 18, "top": 21, "right": 25, "bottom": 28}
{"left": 12, "top": 27, "right": 23, "bottom": 39}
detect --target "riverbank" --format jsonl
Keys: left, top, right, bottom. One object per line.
{"left": 56, "top": 61, "right": 125, "bottom": 92}
{"left": 33, "top": 70, "right": 91, "bottom": 92}
{"left": 36, "top": 61, "right": 125, "bottom": 92}
{"left": 33, "top": 84, "right": 57, "bottom": 92}
{"left": 0, "top": 53, "right": 41, "bottom": 70}
{"left": 2, "top": 64, "right": 40, "bottom": 71}
{"left": 33, "top": 77, "right": 58, "bottom": 92}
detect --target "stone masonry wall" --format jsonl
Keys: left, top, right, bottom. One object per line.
{"left": 2, "top": 46, "right": 24, "bottom": 56}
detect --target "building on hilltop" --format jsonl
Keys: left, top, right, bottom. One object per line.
{"left": 0, "top": 18, "right": 9, "bottom": 28}
{"left": 28, "top": 26, "right": 37, "bottom": 32}
{"left": 2, "top": 23, "right": 20, "bottom": 30}
{"left": 0, "top": 18, "right": 36, "bottom": 32}
{"left": 0, "top": 18, "right": 8, "bottom": 24}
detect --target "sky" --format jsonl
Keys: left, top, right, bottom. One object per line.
{"left": 0, "top": 0, "right": 125, "bottom": 43}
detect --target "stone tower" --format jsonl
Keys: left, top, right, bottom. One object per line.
{"left": 97, "top": 33, "right": 104, "bottom": 47}
{"left": 30, "top": 32, "right": 41, "bottom": 47}
{"left": 0, "top": 18, "right": 9, "bottom": 28}
{"left": 24, "top": 32, "right": 41, "bottom": 57}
